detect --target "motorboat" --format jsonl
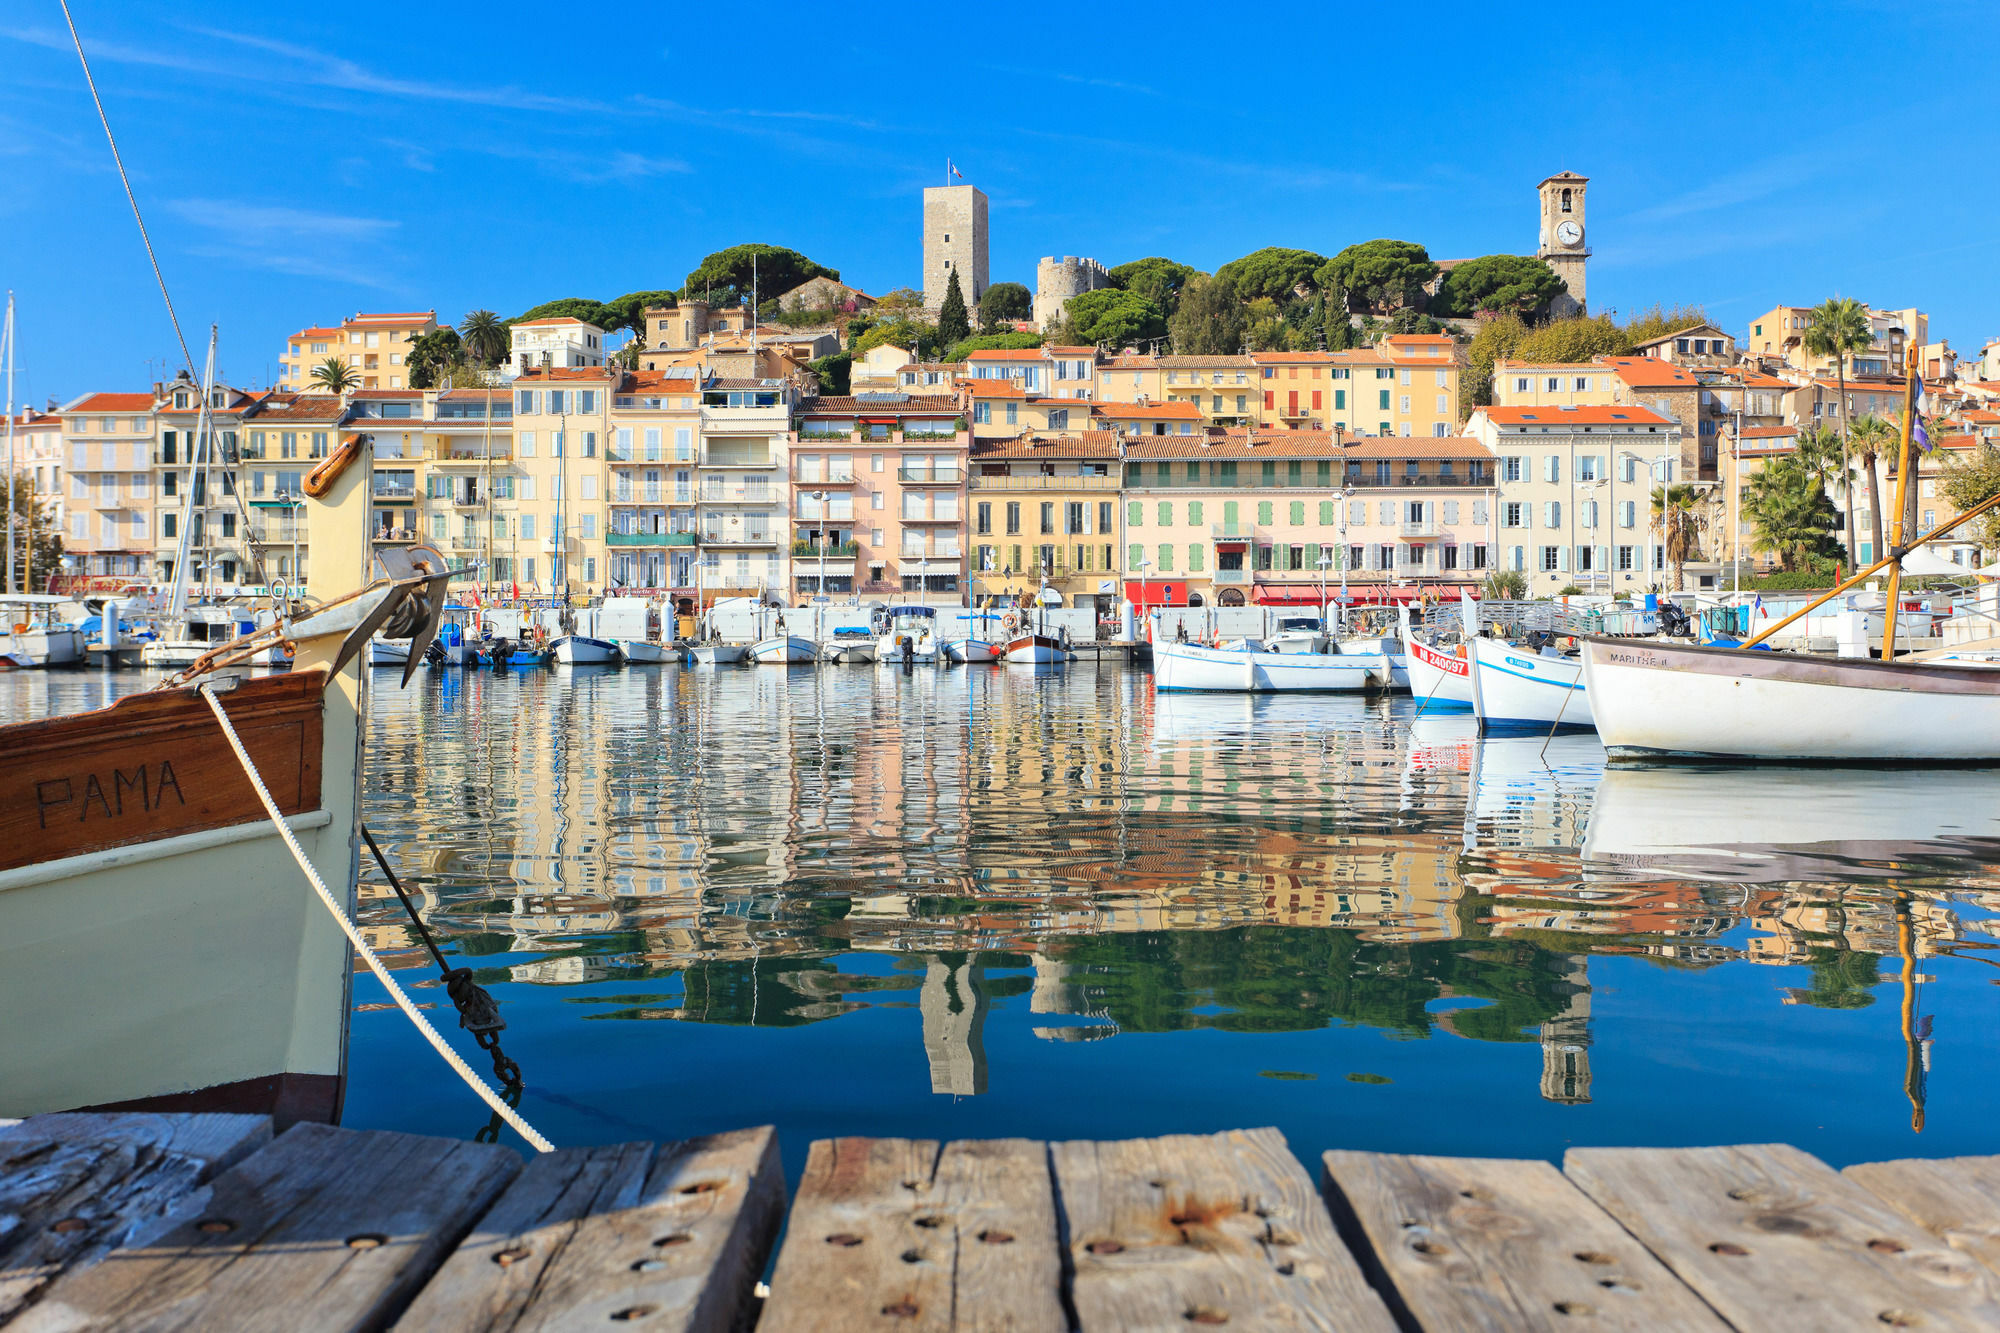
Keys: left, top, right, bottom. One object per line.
{"left": 614, "top": 638, "right": 674, "bottom": 664}
{"left": 598, "top": 596, "right": 672, "bottom": 664}
{"left": 1579, "top": 635, "right": 2000, "bottom": 762}
{"left": 369, "top": 638, "right": 412, "bottom": 668}
{"left": 686, "top": 641, "right": 750, "bottom": 666}
{"left": 877, "top": 605, "right": 940, "bottom": 662}
{"left": 1406, "top": 635, "right": 1474, "bottom": 711}
{"left": 0, "top": 595, "right": 86, "bottom": 668}
{"left": 828, "top": 642, "right": 875, "bottom": 664}
{"left": 142, "top": 604, "right": 260, "bottom": 670}
{"left": 1265, "top": 615, "right": 1330, "bottom": 655}
{"left": 551, "top": 634, "right": 625, "bottom": 666}
{"left": 1468, "top": 634, "right": 1592, "bottom": 732}
{"left": 0, "top": 433, "right": 451, "bottom": 1125}
{"left": 1153, "top": 640, "right": 1372, "bottom": 692}
{"left": 750, "top": 634, "right": 818, "bottom": 664}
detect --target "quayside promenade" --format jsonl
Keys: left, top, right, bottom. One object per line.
{"left": 5, "top": 1111, "right": 1999, "bottom": 1328}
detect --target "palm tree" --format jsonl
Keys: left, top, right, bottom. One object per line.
{"left": 1651, "top": 483, "right": 1709, "bottom": 591}
{"left": 1743, "top": 457, "right": 1839, "bottom": 572}
{"left": 1847, "top": 414, "right": 1898, "bottom": 559}
{"left": 1802, "top": 296, "right": 1871, "bottom": 529}
{"left": 461, "top": 309, "right": 506, "bottom": 366}
{"left": 1793, "top": 422, "right": 1854, "bottom": 563}
{"left": 310, "top": 356, "right": 360, "bottom": 395}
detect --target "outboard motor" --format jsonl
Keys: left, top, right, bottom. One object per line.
{"left": 424, "top": 638, "right": 449, "bottom": 667}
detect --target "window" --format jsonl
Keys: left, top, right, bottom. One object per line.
{"left": 1157, "top": 502, "right": 1173, "bottom": 527}
{"left": 1617, "top": 545, "right": 1635, "bottom": 571}
{"left": 976, "top": 502, "right": 991, "bottom": 535}
{"left": 1576, "top": 377, "right": 1590, "bottom": 392}
{"left": 1157, "top": 544, "right": 1174, "bottom": 573}
{"left": 1541, "top": 546, "right": 1561, "bottom": 572}
{"left": 1378, "top": 390, "right": 1390, "bottom": 410}
{"left": 1005, "top": 502, "right": 1021, "bottom": 535}
{"left": 1501, "top": 456, "right": 1522, "bottom": 482}
{"left": 1099, "top": 500, "right": 1113, "bottom": 535}
{"left": 1544, "top": 500, "right": 1562, "bottom": 528}
{"left": 1040, "top": 502, "right": 1055, "bottom": 534}
{"left": 1545, "top": 455, "right": 1560, "bottom": 483}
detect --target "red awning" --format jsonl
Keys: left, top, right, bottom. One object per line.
{"left": 1253, "top": 583, "right": 1483, "bottom": 606}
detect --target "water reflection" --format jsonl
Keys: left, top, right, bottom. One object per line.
{"left": 6, "top": 664, "right": 1994, "bottom": 1164}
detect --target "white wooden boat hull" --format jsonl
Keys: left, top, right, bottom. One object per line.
{"left": 1580, "top": 636, "right": 2000, "bottom": 761}
{"left": 750, "top": 635, "right": 818, "bottom": 664}
{"left": 687, "top": 643, "right": 749, "bottom": 666}
{"left": 828, "top": 642, "right": 875, "bottom": 663}
{"left": 942, "top": 637, "right": 1000, "bottom": 663}
{"left": 1469, "top": 635, "right": 1592, "bottom": 731}
{"left": 368, "top": 639, "right": 411, "bottom": 667}
{"left": 551, "top": 635, "right": 625, "bottom": 665}
{"left": 1154, "top": 642, "right": 1372, "bottom": 692}
{"left": 615, "top": 639, "right": 674, "bottom": 664}
{"left": 0, "top": 627, "right": 86, "bottom": 667}
{"left": 1004, "top": 634, "right": 1068, "bottom": 664}
{"left": 1335, "top": 636, "right": 1408, "bottom": 689}
{"left": 1407, "top": 637, "right": 1474, "bottom": 711}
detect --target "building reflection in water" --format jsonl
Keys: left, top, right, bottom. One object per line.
{"left": 352, "top": 666, "right": 1999, "bottom": 1113}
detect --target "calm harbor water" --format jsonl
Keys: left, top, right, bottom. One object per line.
{"left": 11, "top": 662, "right": 2000, "bottom": 1178}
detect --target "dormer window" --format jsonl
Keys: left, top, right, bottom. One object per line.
{"left": 173, "top": 391, "right": 189, "bottom": 409}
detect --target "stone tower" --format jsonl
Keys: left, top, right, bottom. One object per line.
{"left": 1537, "top": 171, "right": 1589, "bottom": 318}
{"left": 1034, "top": 256, "right": 1111, "bottom": 331}
{"left": 923, "top": 185, "right": 988, "bottom": 314}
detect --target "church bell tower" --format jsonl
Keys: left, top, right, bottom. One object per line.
{"left": 1537, "top": 172, "right": 1589, "bottom": 318}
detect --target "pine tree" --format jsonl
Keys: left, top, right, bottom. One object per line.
{"left": 938, "top": 270, "right": 971, "bottom": 348}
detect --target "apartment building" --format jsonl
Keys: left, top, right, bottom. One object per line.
{"left": 697, "top": 377, "right": 795, "bottom": 600}
{"left": 1154, "top": 356, "right": 1258, "bottom": 427}
{"left": 510, "top": 368, "right": 614, "bottom": 595}
{"left": 280, "top": 311, "right": 439, "bottom": 391}
{"left": 967, "top": 431, "right": 1121, "bottom": 610}
{"left": 1492, "top": 355, "right": 1766, "bottom": 482}
{"left": 1120, "top": 434, "right": 1494, "bottom": 609}
{"left": 150, "top": 377, "right": 273, "bottom": 587}
{"left": 1095, "top": 353, "right": 1161, "bottom": 405}
{"left": 507, "top": 317, "right": 607, "bottom": 377}
{"left": 605, "top": 371, "right": 702, "bottom": 595}
{"left": 421, "top": 387, "right": 516, "bottom": 587}
{"left": 793, "top": 393, "right": 966, "bottom": 602}
{"left": 962, "top": 346, "right": 1097, "bottom": 399}
{"left": 1464, "top": 404, "right": 1682, "bottom": 595}
{"left": 57, "top": 393, "right": 153, "bottom": 585}
{"left": 239, "top": 394, "right": 346, "bottom": 585}
{"left": 1745, "top": 303, "right": 1926, "bottom": 379}
{"left": 1251, "top": 336, "right": 1462, "bottom": 439}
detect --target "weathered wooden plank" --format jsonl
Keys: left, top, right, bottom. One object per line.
{"left": 8, "top": 1122, "right": 519, "bottom": 1332}
{"left": 759, "top": 1136, "right": 1063, "bottom": 1332}
{"left": 1847, "top": 1155, "right": 2000, "bottom": 1281}
{"left": 1320, "top": 1150, "right": 1726, "bottom": 1331}
{"left": 1566, "top": 1143, "right": 2000, "bottom": 1331}
{"left": 393, "top": 1126, "right": 783, "bottom": 1332}
{"left": 1054, "top": 1127, "right": 1395, "bottom": 1333}
{"left": 0, "top": 1113, "right": 272, "bottom": 1324}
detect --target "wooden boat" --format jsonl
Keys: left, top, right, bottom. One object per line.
{"left": 749, "top": 634, "right": 818, "bottom": 664}
{"left": 1468, "top": 634, "right": 1593, "bottom": 732}
{"left": 1406, "top": 635, "right": 1474, "bottom": 711}
{"left": 1333, "top": 633, "right": 1408, "bottom": 689}
{"left": 1003, "top": 633, "right": 1068, "bottom": 664}
{"left": 942, "top": 610, "right": 1005, "bottom": 663}
{"left": 0, "top": 439, "right": 450, "bottom": 1126}
{"left": 613, "top": 638, "right": 674, "bottom": 664}
{"left": 1579, "top": 635, "right": 2000, "bottom": 761}
{"left": 550, "top": 634, "right": 624, "bottom": 666}
{"left": 1153, "top": 640, "right": 1371, "bottom": 692}
{"left": 686, "top": 642, "right": 749, "bottom": 666}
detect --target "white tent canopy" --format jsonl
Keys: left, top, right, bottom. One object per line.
{"left": 1897, "top": 546, "right": 1969, "bottom": 577}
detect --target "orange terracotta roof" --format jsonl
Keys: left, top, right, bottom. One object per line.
{"left": 967, "top": 381, "right": 1029, "bottom": 399}
{"left": 512, "top": 367, "right": 617, "bottom": 382}
{"left": 1476, "top": 405, "right": 1675, "bottom": 426}
{"left": 1093, "top": 401, "right": 1205, "bottom": 420}
{"left": 290, "top": 327, "right": 342, "bottom": 340}
{"left": 1382, "top": 334, "right": 1455, "bottom": 346}
{"left": 1250, "top": 352, "right": 1337, "bottom": 364}
{"left": 247, "top": 395, "right": 348, "bottom": 423}
{"left": 513, "top": 316, "right": 599, "bottom": 328}
{"left": 970, "top": 433, "right": 1123, "bottom": 460}
{"left": 965, "top": 348, "right": 1052, "bottom": 362}
{"left": 1155, "top": 355, "right": 1256, "bottom": 369}
{"left": 1045, "top": 345, "right": 1095, "bottom": 356}
{"left": 617, "top": 370, "right": 700, "bottom": 391}
{"left": 801, "top": 395, "right": 960, "bottom": 415}
{"left": 1602, "top": 357, "right": 1697, "bottom": 388}
{"left": 66, "top": 392, "right": 154, "bottom": 413}
{"left": 1100, "top": 354, "right": 1158, "bottom": 369}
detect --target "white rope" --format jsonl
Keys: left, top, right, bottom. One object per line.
{"left": 199, "top": 683, "right": 555, "bottom": 1152}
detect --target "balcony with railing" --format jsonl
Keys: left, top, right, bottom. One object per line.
{"left": 372, "top": 527, "right": 420, "bottom": 543}
{"left": 371, "top": 481, "right": 417, "bottom": 501}
{"left": 791, "top": 539, "right": 860, "bottom": 558}
{"left": 1210, "top": 522, "right": 1257, "bottom": 541}
{"left": 428, "top": 441, "right": 512, "bottom": 464}
{"left": 698, "top": 484, "right": 775, "bottom": 505}
{"left": 896, "top": 466, "right": 963, "bottom": 485}
{"left": 1399, "top": 520, "right": 1440, "bottom": 538}
{"left": 969, "top": 473, "right": 1119, "bottom": 491}
{"left": 699, "top": 525, "right": 777, "bottom": 547}
{"left": 1211, "top": 565, "right": 1251, "bottom": 585}
{"left": 605, "top": 531, "right": 697, "bottom": 547}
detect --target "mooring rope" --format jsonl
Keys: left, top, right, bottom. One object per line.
{"left": 199, "top": 682, "right": 555, "bottom": 1152}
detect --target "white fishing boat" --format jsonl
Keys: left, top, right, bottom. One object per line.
{"left": 877, "top": 605, "right": 940, "bottom": 662}
{"left": 143, "top": 604, "right": 259, "bottom": 670}
{"left": 942, "top": 610, "right": 1005, "bottom": 663}
{"left": 686, "top": 641, "right": 750, "bottom": 666}
{"left": 369, "top": 638, "right": 412, "bottom": 667}
{"left": 1153, "top": 640, "right": 1372, "bottom": 692}
{"left": 1579, "top": 635, "right": 2000, "bottom": 761}
{"left": 1003, "top": 632, "right": 1068, "bottom": 664}
{"left": 828, "top": 641, "right": 875, "bottom": 664}
{"left": 550, "top": 634, "right": 625, "bottom": 666}
{"left": 0, "top": 595, "right": 86, "bottom": 667}
{"left": 1334, "top": 632, "right": 1408, "bottom": 689}
{"left": 614, "top": 638, "right": 674, "bottom": 664}
{"left": 750, "top": 634, "right": 818, "bottom": 664}
{"left": 1406, "top": 635, "right": 1474, "bottom": 711}
{"left": 1265, "top": 615, "right": 1330, "bottom": 655}
{"left": 1468, "top": 634, "right": 1593, "bottom": 732}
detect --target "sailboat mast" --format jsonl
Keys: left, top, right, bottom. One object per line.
{"left": 166, "top": 328, "right": 218, "bottom": 621}
{"left": 4, "top": 291, "right": 15, "bottom": 595}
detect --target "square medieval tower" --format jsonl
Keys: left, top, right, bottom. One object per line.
{"left": 923, "top": 185, "right": 988, "bottom": 314}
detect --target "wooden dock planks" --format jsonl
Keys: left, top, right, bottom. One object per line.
{"left": 759, "top": 1136, "right": 1064, "bottom": 1332}
{"left": 7, "top": 1122, "right": 518, "bottom": 1333}
{"left": 1321, "top": 1151, "right": 1725, "bottom": 1331}
{"left": 1567, "top": 1143, "right": 2000, "bottom": 1331}
{"left": 9, "top": 1113, "right": 2000, "bottom": 1331}
{"left": 393, "top": 1127, "right": 784, "bottom": 1333}
{"left": 1055, "top": 1127, "right": 1394, "bottom": 1333}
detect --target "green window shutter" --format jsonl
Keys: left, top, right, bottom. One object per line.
{"left": 1289, "top": 501, "right": 1304, "bottom": 525}
{"left": 1127, "top": 500, "right": 1142, "bottom": 527}
{"left": 1223, "top": 500, "right": 1239, "bottom": 524}
{"left": 1335, "top": 389, "right": 1346, "bottom": 410}
{"left": 1379, "top": 389, "right": 1390, "bottom": 409}
{"left": 1316, "top": 460, "right": 1331, "bottom": 483}
{"left": 1188, "top": 500, "right": 1204, "bottom": 524}
{"left": 1257, "top": 501, "right": 1273, "bottom": 525}
{"left": 1158, "top": 502, "right": 1173, "bottom": 526}
{"left": 1287, "top": 461, "right": 1302, "bottom": 484}
{"left": 1156, "top": 461, "right": 1171, "bottom": 482}
{"left": 1188, "top": 544, "right": 1205, "bottom": 572}
{"left": 1158, "top": 544, "right": 1174, "bottom": 573}
{"left": 1306, "top": 542, "right": 1321, "bottom": 568}
{"left": 1260, "top": 461, "right": 1276, "bottom": 483}
{"left": 1319, "top": 501, "right": 1334, "bottom": 524}
{"left": 1128, "top": 543, "right": 1143, "bottom": 570}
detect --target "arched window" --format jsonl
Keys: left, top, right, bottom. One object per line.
{"left": 1560, "top": 188, "right": 1572, "bottom": 212}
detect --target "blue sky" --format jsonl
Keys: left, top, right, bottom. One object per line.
{"left": 1, "top": 1, "right": 1994, "bottom": 403}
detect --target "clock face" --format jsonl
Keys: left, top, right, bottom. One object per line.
{"left": 1556, "top": 220, "right": 1583, "bottom": 247}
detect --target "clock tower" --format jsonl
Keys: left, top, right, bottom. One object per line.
{"left": 1537, "top": 172, "right": 1589, "bottom": 317}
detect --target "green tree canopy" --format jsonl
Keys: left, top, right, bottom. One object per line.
{"left": 1214, "top": 247, "right": 1326, "bottom": 303}
{"left": 1168, "top": 273, "right": 1247, "bottom": 355}
{"left": 808, "top": 351, "right": 851, "bottom": 396}
{"left": 1432, "top": 255, "right": 1566, "bottom": 318}
{"left": 1056, "top": 288, "right": 1167, "bottom": 349}
{"left": 404, "top": 327, "right": 465, "bottom": 390}
{"left": 944, "top": 332, "right": 1043, "bottom": 362}
{"left": 1743, "top": 456, "right": 1842, "bottom": 571}
{"left": 1939, "top": 439, "right": 2000, "bottom": 551}
{"left": 459, "top": 309, "right": 507, "bottom": 364}
{"left": 509, "top": 297, "right": 617, "bottom": 329}
{"left": 680, "top": 244, "right": 836, "bottom": 308}
{"left": 1109, "top": 257, "right": 1200, "bottom": 315}
{"left": 1315, "top": 239, "right": 1438, "bottom": 313}
{"left": 1622, "top": 303, "right": 1712, "bottom": 346}
{"left": 977, "top": 281, "right": 1032, "bottom": 329}
{"left": 1514, "top": 314, "right": 1636, "bottom": 364}
{"left": 937, "top": 270, "right": 972, "bottom": 348}
{"left": 1460, "top": 312, "right": 1530, "bottom": 414}
{"left": 5, "top": 475, "right": 64, "bottom": 593}
{"left": 850, "top": 316, "right": 940, "bottom": 361}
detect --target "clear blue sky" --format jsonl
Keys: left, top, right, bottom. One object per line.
{"left": 2, "top": 1, "right": 1994, "bottom": 404}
